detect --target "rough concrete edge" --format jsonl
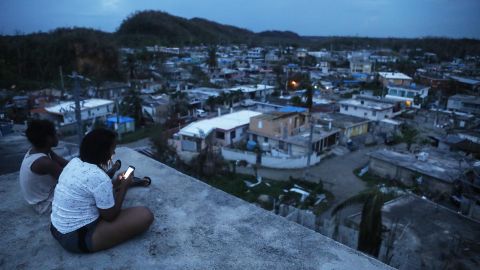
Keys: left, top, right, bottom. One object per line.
{"left": 118, "top": 147, "right": 395, "bottom": 269}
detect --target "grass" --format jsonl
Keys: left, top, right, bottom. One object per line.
{"left": 201, "top": 173, "right": 334, "bottom": 214}
{"left": 118, "top": 124, "right": 164, "bottom": 144}
{"left": 353, "top": 166, "right": 409, "bottom": 191}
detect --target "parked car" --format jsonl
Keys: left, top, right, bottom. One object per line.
{"left": 195, "top": 109, "right": 208, "bottom": 118}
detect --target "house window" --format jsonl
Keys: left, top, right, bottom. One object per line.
{"left": 258, "top": 121, "right": 263, "bottom": 129}
{"left": 231, "top": 130, "right": 236, "bottom": 139}
{"left": 372, "top": 111, "right": 377, "bottom": 116}
{"left": 264, "top": 137, "right": 268, "bottom": 143}
{"left": 216, "top": 131, "right": 225, "bottom": 140}
{"left": 343, "top": 105, "right": 349, "bottom": 111}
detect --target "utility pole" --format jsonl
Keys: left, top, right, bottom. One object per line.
{"left": 59, "top": 66, "right": 65, "bottom": 99}
{"left": 284, "top": 68, "right": 289, "bottom": 96}
{"left": 70, "top": 72, "right": 83, "bottom": 145}
{"left": 304, "top": 84, "right": 314, "bottom": 181}
{"left": 116, "top": 98, "right": 122, "bottom": 142}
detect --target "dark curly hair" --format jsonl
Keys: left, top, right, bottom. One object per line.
{"left": 80, "top": 128, "right": 117, "bottom": 166}
{"left": 25, "top": 119, "right": 56, "bottom": 148}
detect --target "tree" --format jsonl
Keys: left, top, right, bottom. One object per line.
{"left": 291, "top": 96, "right": 303, "bottom": 107}
{"left": 205, "top": 96, "right": 217, "bottom": 112}
{"left": 332, "top": 189, "right": 388, "bottom": 258}
{"left": 169, "top": 90, "right": 189, "bottom": 117}
{"left": 207, "top": 46, "right": 218, "bottom": 72}
{"left": 120, "top": 88, "right": 144, "bottom": 127}
{"left": 400, "top": 125, "right": 419, "bottom": 151}
{"left": 304, "top": 84, "right": 313, "bottom": 111}
{"left": 150, "top": 128, "right": 177, "bottom": 166}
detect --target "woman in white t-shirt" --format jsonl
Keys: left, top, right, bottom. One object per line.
{"left": 50, "top": 128, "right": 154, "bottom": 253}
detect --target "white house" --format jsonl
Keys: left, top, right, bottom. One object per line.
{"left": 378, "top": 72, "right": 412, "bottom": 87}
{"left": 227, "top": 84, "right": 275, "bottom": 99}
{"left": 45, "top": 98, "right": 114, "bottom": 126}
{"left": 339, "top": 98, "right": 395, "bottom": 121}
{"left": 350, "top": 60, "right": 372, "bottom": 74}
{"left": 176, "top": 110, "right": 262, "bottom": 153}
{"left": 385, "top": 84, "right": 430, "bottom": 109}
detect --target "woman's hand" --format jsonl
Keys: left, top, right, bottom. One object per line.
{"left": 119, "top": 171, "right": 133, "bottom": 188}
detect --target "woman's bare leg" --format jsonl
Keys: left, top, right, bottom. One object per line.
{"left": 90, "top": 206, "right": 154, "bottom": 252}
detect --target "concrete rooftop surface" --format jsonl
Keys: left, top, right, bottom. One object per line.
{"left": 0, "top": 147, "right": 392, "bottom": 270}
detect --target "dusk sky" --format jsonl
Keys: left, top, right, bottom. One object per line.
{"left": 1, "top": 0, "right": 479, "bottom": 38}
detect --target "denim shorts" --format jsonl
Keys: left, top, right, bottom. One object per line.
{"left": 50, "top": 219, "right": 99, "bottom": 253}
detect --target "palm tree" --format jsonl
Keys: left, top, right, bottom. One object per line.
{"left": 331, "top": 189, "right": 387, "bottom": 258}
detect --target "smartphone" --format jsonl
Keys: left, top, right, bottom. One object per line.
{"left": 124, "top": 166, "right": 135, "bottom": 179}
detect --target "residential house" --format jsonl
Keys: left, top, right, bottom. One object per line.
{"left": 339, "top": 96, "right": 396, "bottom": 121}
{"left": 349, "top": 59, "right": 372, "bottom": 74}
{"left": 176, "top": 110, "right": 262, "bottom": 153}
{"left": 248, "top": 112, "right": 339, "bottom": 157}
{"left": 368, "top": 148, "right": 473, "bottom": 193}
{"left": 447, "top": 94, "right": 480, "bottom": 115}
{"left": 378, "top": 72, "right": 412, "bottom": 87}
{"left": 227, "top": 84, "right": 275, "bottom": 99}
{"left": 44, "top": 98, "right": 114, "bottom": 129}
{"left": 416, "top": 72, "right": 451, "bottom": 92}
{"left": 449, "top": 75, "right": 480, "bottom": 93}
{"left": 141, "top": 94, "right": 170, "bottom": 124}
{"left": 313, "top": 113, "right": 370, "bottom": 143}
{"left": 385, "top": 83, "right": 430, "bottom": 108}
{"left": 96, "top": 81, "right": 129, "bottom": 100}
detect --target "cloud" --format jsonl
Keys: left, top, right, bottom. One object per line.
{"left": 101, "top": 0, "right": 121, "bottom": 10}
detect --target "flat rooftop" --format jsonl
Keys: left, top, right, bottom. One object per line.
{"left": 228, "top": 84, "right": 275, "bottom": 93}
{"left": 179, "top": 110, "right": 262, "bottom": 138}
{"left": 368, "top": 149, "right": 472, "bottom": 183}
{"left": 339, "top": 99, "right": 393, "bottom": 111}
{"left": 378, "top": 72, "right": 412, "bottom": 80}
{"left": 45, "top": 98, "right": 114, "bottom": 115}
{"left": 449, "top": 94, "right": 480, "bottom": 105}
{"left": 348, "top": 195, "right": 480, "bottom": 269}
{"left": 0, "top": 147, "right": 391, "bottom": 269}
{"left": 313, "top": 112, "right": 370, "bottom": 127}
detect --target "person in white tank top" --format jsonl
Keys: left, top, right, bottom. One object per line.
{"left": 19, "top": 120, "right": 68, "bottom": 214}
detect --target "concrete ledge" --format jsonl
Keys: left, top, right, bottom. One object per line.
{"left": 0, "top": 147, "right": 391, "bottom": 269}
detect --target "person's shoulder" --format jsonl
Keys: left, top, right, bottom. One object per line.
{"left": 31, "top": 155, "right": 57, "bottom": 174}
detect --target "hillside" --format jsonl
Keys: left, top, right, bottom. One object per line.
{"left": 116, "top": 10, "right": 256, "bottom": 46}
{"left": 0, "top": 27, "right": 121, "bottom": 89}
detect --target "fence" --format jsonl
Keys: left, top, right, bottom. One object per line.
{"left": 221, "top": 148, "right": 321, "bottom": 169}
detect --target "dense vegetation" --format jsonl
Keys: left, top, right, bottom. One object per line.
{"left": 0, "top": 28, "right": 121, "bottom": 89}
{"left": 1, "top": 10, "right": 479, "bottom": 89}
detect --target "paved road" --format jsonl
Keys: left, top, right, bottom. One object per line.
{"left": 236, "top": 145, "right": 385, "bottom": 219}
